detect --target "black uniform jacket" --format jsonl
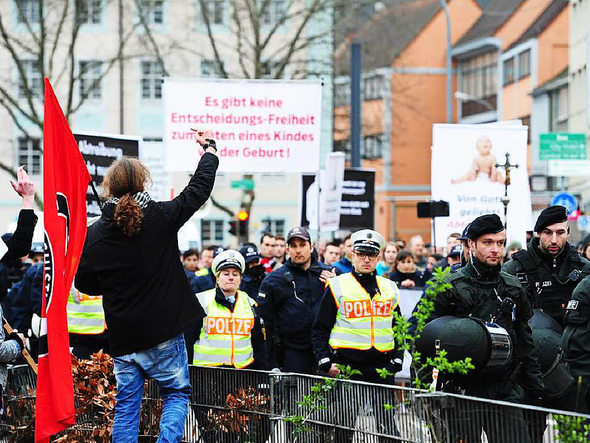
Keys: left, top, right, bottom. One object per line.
{"left": 75, "top": 152, "right": 219, "bottom": 357}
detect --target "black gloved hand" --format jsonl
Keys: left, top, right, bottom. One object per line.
{"left": 8, "top": 332, "right": 25, "bottom": 351}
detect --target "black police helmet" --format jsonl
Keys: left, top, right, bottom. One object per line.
{"left": 531, "top": 328, "right": 562, "bottom": 373}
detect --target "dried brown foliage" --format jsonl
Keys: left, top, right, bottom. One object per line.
{"left": 205, "top": 387, "right": 270, "bottom": 434}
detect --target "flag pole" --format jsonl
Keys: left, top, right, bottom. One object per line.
{"left": 89, "top": 181, "right": 103, "bottom": 213}
{"left": 3, "top": 318, "right": 38, "bottom": 374}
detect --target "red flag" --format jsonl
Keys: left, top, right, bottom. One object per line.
{"left": 35, "top": 78, "right": 91, "bottom": 441}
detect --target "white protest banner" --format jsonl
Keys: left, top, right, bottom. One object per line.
{"left": 164, "top": 79, "right": 322, "bottom": 173}
{"left": 431, "top": 124, "right": 532, "bottom": 248}
{"left": 318, "top": 152, "right": 345, "bottom": 232}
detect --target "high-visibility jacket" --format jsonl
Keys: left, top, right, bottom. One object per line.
{"left": 67, "top": 288, "right": 106, "bottom": 335}
{"left": 193, "top": 289, "right": 255, "bottom": 368}
{"left": 328, "top": 273, "right": 400, "bottom": 352}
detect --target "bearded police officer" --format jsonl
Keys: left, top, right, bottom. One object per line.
{"left": 312, "top": 229, "right": 402, "bottom": 442}
{"left": 503, "top": 205, "right": 590, "bottom": 328}
{"left": 426, "top": 214, "right": 543, "bottom": 441}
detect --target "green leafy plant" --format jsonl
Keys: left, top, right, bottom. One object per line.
{"left": 553, "top": 414, "right": 590, "bottom": 443}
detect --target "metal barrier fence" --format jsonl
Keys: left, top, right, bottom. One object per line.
{"left": 1, "top": 364, "right": 590, "bottom": 442}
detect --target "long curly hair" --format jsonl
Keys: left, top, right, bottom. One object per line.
{"left": 102, "top": 157, "right": 151, "bottom": 237}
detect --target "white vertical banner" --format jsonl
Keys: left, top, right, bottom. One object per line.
{"left": 431, "top": 124, "right": 532, "bottom": 248}
{"left": 318, "top": 152, "right": 345, "bottom": 232}
{"left": 587, "top": 32, "right": 590, "bottom": 129}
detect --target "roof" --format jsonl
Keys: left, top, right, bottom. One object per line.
{"left": 531, "top": 68, "right": 568, "bottom": 97}
{"left": 508, "top": 0, "right": 569, "bottom": 50}
{"left": 334, "top": 0, "right": 442, "bottom": 75}
{"left": 456, "top": 0, "right": 525, "bottom": 46}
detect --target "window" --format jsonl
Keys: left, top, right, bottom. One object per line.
{"left": 459, "top": 51, "right": 497, "bottom": 100}
{"left": 76, "top": 0, "right": 102, "bottom": 24}
{"left": 503, "top": 57, "right": 515, "bottom": 85}
{"left": 18, "top": 60, "right": 42, "bottom": 98}
{"left": 16, "top": 0, "right": 40, "bottom": 23}
{"left": 202, "top": 0, "right": 225, "bottom": 25}
{"left": 262, "top": 0, "right": 287, "bottom": 25}
{"left": 138, "top": 0, "right": 164, "bottom": 24}
{"left": 550, "top": 86, "right": 568, "bottom": 132}
{"left": 200, "top": 59, "right": 224, "bottom": 77}
{"left": 201, "top": 219, "right": 224, "bottom": 242}
{"left": 17, "top": 137, "right": 42, "bottom": 175}
{"left": 141, "top": 61, "right": 164, "bottom": 99}
{"left": 518, "top": 50, "right": 531, "bottom": 79}
{"left": 79, "top": 61, "right": 102, "bottom": 99}
{"left": 260, "top": 218, "right": 285, "bottom": 236}
{"left": 362, "top": 134, "right": 383, "bottom": 159}
{"left": 363, "top": 75, "right": 383, "bottom": 101}
{"left": 334, "top": 81, "right": 350, "bottom": 106}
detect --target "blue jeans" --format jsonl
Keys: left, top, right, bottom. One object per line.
{"left": 112, "top": 334, "right": 191, "bottom": 442}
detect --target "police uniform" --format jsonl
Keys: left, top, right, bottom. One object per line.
{"left": 191, "top": 267, "right": 216, "bottom": 294}
{"left": 257, "top": 227, "right": 336, "bottom": 374}
{"left": 312, "top": 229, "right": 401, "bottom": 442}
{"left": 427, "top": 215, "right": 543, "bottom": 443}
{"left": 67, "top": 287, "right": 110, "bottom": 359}
{"left": 503, "top": 206, "right": 590, "bottom": 328}
{"left": 562, "top": 275, "right": 590, "bottom": 412}
{"left": 239, "top": 245, "right": 266, "bottom": 301}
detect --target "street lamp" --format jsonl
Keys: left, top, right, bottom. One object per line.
{"left": 454, "top": 91, "right": 495, "bottom": 112}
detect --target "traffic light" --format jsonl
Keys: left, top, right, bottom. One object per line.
{"left": 237, "top": 210, "right": 249, "bottom": 236}
{"left": 228, "top": 220, "right": 237, "bottom": 236}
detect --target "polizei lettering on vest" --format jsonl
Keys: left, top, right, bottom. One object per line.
{"left": 342, "top": 300, "right": 393, "bottom": 319}
{"left": 206, "top": 317, "right": 254, "bottom": 336}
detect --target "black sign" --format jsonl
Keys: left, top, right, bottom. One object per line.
{"left": 300, "top": 174, "right": 318, "bottom": 228}
{"left": 339, "top": 169, "right": 375, "bottom": 229}
{"left": 74, "top": 133, "right": 140, "bottom": 217}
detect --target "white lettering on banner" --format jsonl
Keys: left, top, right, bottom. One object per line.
{"left": 164, "top": 79, "right": 323, "bottom": 173}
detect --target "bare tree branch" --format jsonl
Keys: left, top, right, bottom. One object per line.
{"left": 48, "top": 0, "right": 71, "bottom": 78}
{"left": 199, "top": 0, "right": 229, "bottom": 78}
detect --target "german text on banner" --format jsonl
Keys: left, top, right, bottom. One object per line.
{"left": 35, "top": 78, "right": 91, "bottom": 441}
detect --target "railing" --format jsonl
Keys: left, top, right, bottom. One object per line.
{"left": 1, "top": 364, "right": 589, "bottom": 442}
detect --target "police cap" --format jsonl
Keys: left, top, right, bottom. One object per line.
{"left": 448, "top": 245, "right": 462, "bottom": 257}
{"left": 351, "top": 229, "right": 385, "bottom": 254}
{"left": 466, "top": 214, "right": 504, "bottom": 240}
{"left": 212, "top": 250, "right": 245, "bottom": 277}
{"left": 534, "top": 205, "right": 568, "bottom": 233}
{"left": 239, "top": 244, "right": 261, "bottom": 264}
{"left": 286, "top": 226, "right": 311, "bottom": 244}
{"left": 459, "top": 223, "right": 471, "bottom": 241}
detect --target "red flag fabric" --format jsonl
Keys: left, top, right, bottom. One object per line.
{"left": 35, "top": 78, "right": 91, "bottom": 441}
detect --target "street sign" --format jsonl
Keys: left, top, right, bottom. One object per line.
{"left": 548, "top": 159, "right": 590, "bottom": 177}
{"left": 551, "top": 192, "right": 578, "bottom": 216}
{"left": 578, "top": 215, "right": 590, "bottom": 232}
{"left": 539, "top": 133, "right": 587, "bottom": 160}
{"left": 230, "top": 179, "right": 254, "bottom": 191}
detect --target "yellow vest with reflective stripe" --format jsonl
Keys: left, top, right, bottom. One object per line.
{"left": 193, "top": 289, "right": 255, "bottom": 369}
{"left": 328, "top": 273, "right": 400, "bottom": 352}
{"left": 67, "top": 288, "right": 106, "bottom": 335}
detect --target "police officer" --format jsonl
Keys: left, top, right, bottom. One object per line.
{"left": 427, "top": 214, "right": 543, "bottom": 442}
{"left": 503, "top": 205, "right": 590, "bottom": 328}
{"left": 192, "top": 250, "right": 266, "bottom": 369}
{"left": 561, "top": 274, "right": 590, "bottom": 412}
{"left": 312, "top": 228, "right": 402, "bottom": 442}
{"left": 67, "top": 287, "right": 109, "bottom": 359}
{"left": 239, "top": 244, "right": 266, "bottom": 301}
{"left": 257, "top": 227, "right": 337, "bottom": 374}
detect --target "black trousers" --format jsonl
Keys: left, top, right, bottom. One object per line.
{"left": 283, "top": 346, "right": 315, "bottom": 374}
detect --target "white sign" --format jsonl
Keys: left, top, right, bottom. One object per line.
{"left": 163, "top": 79, "right": 323, "bottom": 173}
{"left": 431, "top": 124, "right": 532, "bottom": 248}
{"left": 139, "top": 141, "right": 169, "bottom": 201}
{"left": 548, "top": 159, "right": 590, "bottom": 176}
{"left": 318, "top": 153, "right": 345, "bottom": 231}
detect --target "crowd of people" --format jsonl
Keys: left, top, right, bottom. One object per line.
{"left": 3, "top": 132, "right": 590, "bottom": 442}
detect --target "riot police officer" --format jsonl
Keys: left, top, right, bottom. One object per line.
{"left": 427, "top": 214, "right": 543, "bottom": 442}
{"left": 257, "top": 227, "right": 337, "bottom": 374}
{"left": 503, "top": 205, "right": 590, "bottom": 328}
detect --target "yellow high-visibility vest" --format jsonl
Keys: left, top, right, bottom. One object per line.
{"left": 193, "top": 289, "right": 255, "bottom": 369}
{"left": 67, "top": 288, "right": 106, "bottom": 335}
{"left": 328, "top": 273, "right": 400, "bottom": 352}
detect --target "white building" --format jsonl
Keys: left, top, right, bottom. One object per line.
{"left": 0, "top": 0, "right": 333, "bottom": 248}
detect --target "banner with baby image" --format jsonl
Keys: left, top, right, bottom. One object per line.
{"left": 431, "top": 123, "right": 532, "bottom": 248}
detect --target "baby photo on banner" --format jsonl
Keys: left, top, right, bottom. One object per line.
{"left": 431, "top": 123, "right": 533, "bottom": 248}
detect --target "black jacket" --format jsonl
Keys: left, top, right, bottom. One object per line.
{"left": 503, "top": 237, "right": 590, "bottom": 328}
{"left": 75, "top": 152, "right": 219, "bottom": 357}
{"left": 1, "top": 209, "right": 37, "bottom": 263}
{"left": 389, "top": 269, "right": 431, "bottom": 288}
{"left": 312, "top": 270, "right": 404, "bottom": 368}
{"left": 257, "top": 258, "right": 335, "bottom": 361}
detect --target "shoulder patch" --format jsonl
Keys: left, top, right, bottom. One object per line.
{"left": 567, "top": 300, "right": 579, "bottom": 311}
{"left": 195, "top": 268, "right": 209, "bottom": 277}
{"left": 258, "top": 292, "right": 266, "bottom": 299}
